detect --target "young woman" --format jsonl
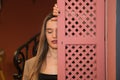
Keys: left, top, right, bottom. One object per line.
{"left": 22, "top": 13, "right": 58, "bottom": 80}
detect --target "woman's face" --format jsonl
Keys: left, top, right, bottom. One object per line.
{"left": 46, "top": 18, "right": 57, "bottom": 49}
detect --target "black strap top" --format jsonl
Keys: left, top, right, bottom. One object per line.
{"left": 38, "top": 73, "right": 57, "bottom": 80}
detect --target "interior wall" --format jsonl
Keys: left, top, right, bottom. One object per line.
{"left": 0, "top": 0, "right": 56, "bottom": 80}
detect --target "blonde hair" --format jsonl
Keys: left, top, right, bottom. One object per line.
{"left": 28, "top": 13, "right": 56, "bottom": 80}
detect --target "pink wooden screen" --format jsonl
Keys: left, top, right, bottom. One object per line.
{"left": 58, "top": 0, "right": 105, "bottom": 80}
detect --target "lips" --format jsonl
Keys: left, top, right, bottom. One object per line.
{"left": 51, "top": 40, "right": 57, "bottom": 44}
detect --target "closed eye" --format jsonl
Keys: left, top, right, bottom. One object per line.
{"left": 46, "top": 29, "right": 53, "bottom": 34}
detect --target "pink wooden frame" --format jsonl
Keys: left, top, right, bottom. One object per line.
{"left": 58, "top": 0, "right": 105, "bottom": 80}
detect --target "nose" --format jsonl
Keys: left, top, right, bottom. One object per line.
{"left": 53, "top": 29, "right": 57, "bottom": 38}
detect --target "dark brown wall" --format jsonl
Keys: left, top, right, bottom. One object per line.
{"left": 0, "top": 0, "right": 56, "bottom": 80}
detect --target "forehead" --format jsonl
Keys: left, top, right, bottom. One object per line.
{"left": 46, "top": 18, "right": 57, "bottom": 29}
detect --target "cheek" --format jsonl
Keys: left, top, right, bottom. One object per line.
{"left": 46, "top": 34, "right": 51, "bottom": 42}
{"left": 46, "top": 36, "right": 52, "bottom": 47}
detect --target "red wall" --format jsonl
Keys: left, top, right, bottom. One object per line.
{"left": 0, "top": 0, "right": 56, "bottom": 80}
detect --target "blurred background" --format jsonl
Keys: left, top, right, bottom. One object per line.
{"left": 0, "top": 0, "right": 119, "bottom": 80}
{"left": 0, "top": 0, "right": 56, "bottom": 80}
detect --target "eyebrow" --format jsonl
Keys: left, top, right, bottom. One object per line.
{"left": 50, "top": 17, "right": 57, "bottom": 21}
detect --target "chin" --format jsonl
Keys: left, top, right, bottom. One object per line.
{"left": 50, "top": 45, "right": 57, "bottom": 49}
{"left": 53, "top": 47, "right": 57, "bottom": 49}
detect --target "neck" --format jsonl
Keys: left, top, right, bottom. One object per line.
{"left": 48, "top": 47, "right": 57, "bottom": 59}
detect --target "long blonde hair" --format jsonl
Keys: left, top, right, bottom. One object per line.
{"left": 29, "top": 13, "right": 56, "bottom": 80}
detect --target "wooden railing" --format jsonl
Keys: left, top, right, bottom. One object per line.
{"left": 13, "top": 33, "right": 40, "bottom": 80}
{"left": 0, "top": 49, "right": 5, "bottom": 80}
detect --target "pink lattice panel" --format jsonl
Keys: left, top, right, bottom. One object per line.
{"left": 65, "top": 0, "right": 96, "bottom": 37}
{"left": 57, "top": 0, "right": 105, "bottom": 80}
{"left": 65, "top": 44, "right": 97, "bottom": 80}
